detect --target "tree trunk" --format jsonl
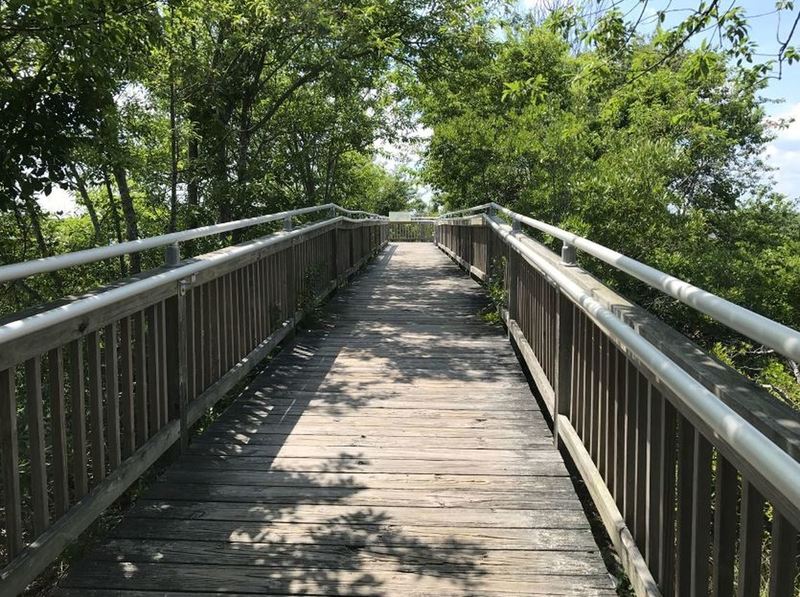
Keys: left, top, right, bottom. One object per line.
{"left": 113, "top": 165, "right": 141, "bottom": 274}
{"left": 22, "top": 193, "right": 63, "bottom": 291}
{"left": 104, "top": 171, "right": 128, "bottom": 276}
{"left": 69, "top": 165, "right": 103, "bottom": 245}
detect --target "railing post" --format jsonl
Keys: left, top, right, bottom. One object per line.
{"left": 166, "top": 275, "right": 192, "bottom": 452}
{"left": 283, "top": 215, "right": 293, "bottom": 232}
{"left": 561, "top": 242, "right": 576, "bottom": 266}
{"left": 165, "top": 242, "right": 181, "bottom": 267}
{"left": 554, "top": 290, "right": 573, "bottom": 448}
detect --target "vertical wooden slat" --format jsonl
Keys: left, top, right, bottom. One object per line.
{"left": 634, "top": 374, "right": 648, "bottom": 545}
{"left": 646, "top": 385, "right": 664, "bottom": 576}
{"left": 146, "top": 304, "right": 161, "bottom": 435}
{"left": 186, "top": 287, "right": 196, "bottom": 401}
{"left": 133, "top": 311, "right": 148, "bottom": 447}
{"left": 69, "top": 340, "right": 88, "bottom": 497}
{"left": 119, "top": 317, "right": 135, "bottom": 459}
{"left": 711, "top": 455, "right": 737, "bottom": 597}
{"left": 87, "top": 331, "right": 105, "bottom": 482}
{"left": 212, "top": 279, "right": 222, "bottom": 379}
{"left": 675, "top": 415, "right": 696, "bottom": 596}
{"left": 195, "top": 284, "right": 205, "bottom": 393}
{"left": 624, "top": 360, "right": 638, "bottom": 528}
{"left": 690, "top": 430, "right": 713, "bottom": 597}
{"left": 0, "top": 367, "right": 23, "bottom": 558}
{"left": 767, "top": 513, "right": 798, "bottom": 597}
{"left": 48, "top": 347, "right": 69, "bottom": 517}
{"left": 658, "top": 398, "right": 678, "bottom": 595}
{"left": 221, "top": 275, "right": 230, "bottom": 370}
{"left": 104, "top": 322, "right": 121, "bottom": 469}
{"left": 736, "top": 481, "right": 765, "bottom": 597}
{"left": 25, "top": 357, "right": 49, "bottom": 535}
{"left": 159, "top": 301, "right": 169, "bottom": 424}
{"left": 614, "top": 349, "right": 627, "bottom": 505}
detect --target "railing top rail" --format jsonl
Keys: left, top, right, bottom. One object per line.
{"left": 0, "top": 204, "right": 386, "bottom": 284}
{"left": 482, "top": 213, "right": 800, "bottom": 527}
{"left": 0, "top": 215, "right": 384, "bottom": 348}
{"left": 438, "top": 202, "right": 800, "bottom": 362}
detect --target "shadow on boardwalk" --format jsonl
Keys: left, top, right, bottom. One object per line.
{"left": 56, "top": 243, "right": 613, "bottom": 596}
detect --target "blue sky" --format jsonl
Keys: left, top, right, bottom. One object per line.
{"left": 517, "top": 0, "right": 800, "bottom": 199}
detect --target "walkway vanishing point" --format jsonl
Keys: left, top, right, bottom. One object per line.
{"left": 1, "top": 205, "right": 799, "bottom": 597}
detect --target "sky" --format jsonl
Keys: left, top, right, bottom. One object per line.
{"left": 39, "top": 0, "right": 800, "bottom": 214}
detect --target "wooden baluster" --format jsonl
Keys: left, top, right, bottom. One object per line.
{"left": 659, "top": 399, "right": 678, "bottom": 595}
{"left": 0, "top": 367, "right": 23, "bottom": 558}
{"left": 133, "top": 311, "right": 149, "bottom": 447}
{"left": 186, "top": 287, "right": 196, "bottom": 401}
{"left": 25, "top": 356, "right": 49, "bottom": 535}
{"left": 119, "top": 317, "right": 135, "bottom": 459}
{"left": 711, "top": 455, "right": 737, "bottom": 596}
{"left": 623, "top": 360, "right": 638, "bottom": 529}
{"left": 553, "top": 291, "right": 573, "bottom": 448}
{"left": 145, "top": 305, "right": 161, "bottom": 435}
{"left": 736, "top": 481, "right": 765, "bottom": 597}
{"left": 69, "top": 340, "right": 88, "bottom": 497}
{"left": 767, "top": 513, "right": 798, "bottom": 597}
{"left": 646, "top": 385, "right": 664, "bottom": 577}
{"left": 159, "top": 301, "right": 169, "bottom": 425}
{"left": 104, "top": 322, "right": 121, "bottom": 469}
{"left": 48, "top": 347, "right": 69, "bottom": 517}
{"left": 690, "top": 430, "right": 713, "bottom": 597}
{"left": 87, "top": 331, "right": 105, "bottom": 483}
{"left": 675, "top": 415, "right": 695, "bottom": 596}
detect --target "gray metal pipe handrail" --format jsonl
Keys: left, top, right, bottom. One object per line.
{"left": 436, "top": 202, "right": 800, "bottom": 362}
{"left": 484, "top": 214, "right": 800, "bottom": 524}
{"left": 0, "top": 204, "right": 385, "bottom": 284}
{"left": 0, "top": 215, "right": 384, "bottom": 347}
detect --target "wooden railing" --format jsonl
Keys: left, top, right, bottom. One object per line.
{"left": 0, "top": 209, "right": 387, "bottom": 594}
{"left": 435, "top": 211, "right": 800, "bottom": 597}
{"left": 387, "top": 219, "right": 435, "bottom": 242}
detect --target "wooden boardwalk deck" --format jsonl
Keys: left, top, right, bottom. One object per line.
{"left": 56, "top": 243, "right": 615, "bottom": 596}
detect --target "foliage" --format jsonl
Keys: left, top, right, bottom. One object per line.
{"left": 414, "top": 9, "right": 800, "bottom": 407}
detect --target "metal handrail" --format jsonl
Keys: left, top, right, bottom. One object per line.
{"left": 0, "top": 204, "right": 386, "bottom": 284}
{"left": 437, "top": 203, "right": 800, "bottom": 362}
{"left": 0, "top": 215, "right": 385, "bottom": 347}
{"left": 483, "top": 214, "right": 800, "bottom": 525}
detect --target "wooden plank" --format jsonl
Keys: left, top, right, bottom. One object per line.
{"left": 0, "top": 367, "right": 23, "bottom": 558}
{"left": 61, "top": 561, "right": 616, "bottom": 596}
{"left": 25, "top": 356, "right": 50, "bottom": 535}
{"left": 48, "top": 347, "right": 70, "bottom": 517}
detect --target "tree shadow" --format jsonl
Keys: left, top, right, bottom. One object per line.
{"left": 55, "top": 245, "right": 509, "bottom": 594}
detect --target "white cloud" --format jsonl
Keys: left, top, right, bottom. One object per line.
{"left": 764, "top": 101, "right": 800, "bottom": 200}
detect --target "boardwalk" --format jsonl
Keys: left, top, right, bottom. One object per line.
{"left": 56, "top": 243, "right": 614, "bottom": 596}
